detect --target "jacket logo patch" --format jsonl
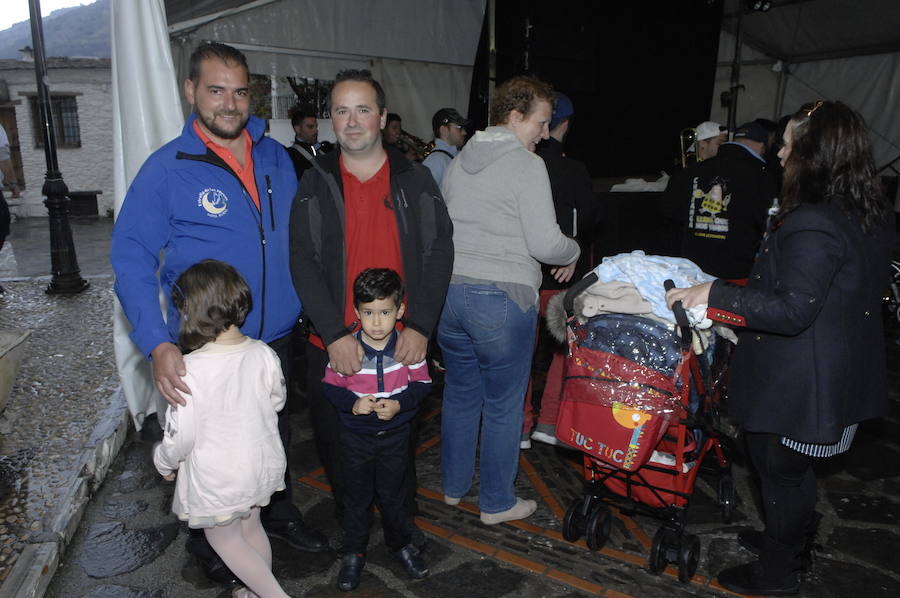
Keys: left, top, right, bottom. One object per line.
{"left": 198, "top": 188, "right": 228, "bottom": 218}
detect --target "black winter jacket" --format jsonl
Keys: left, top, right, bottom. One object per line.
{"left": 289, "top": 146, "right": 453, "bottom": 346}
{"left": 708, "top": 202, "right": 893, "bottom": 444}
{"left": 536, "top": 138, "right": 598, "bottom": 290}
{"left": 663, "top": 142, "right": 776, "bottom": 279}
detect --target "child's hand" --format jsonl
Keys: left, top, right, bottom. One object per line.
{"left": 162, "top": 472, "right": 176, "bottom": 482}
{"left": 373, "top": 399, "right": 401, "bottom": 421}
{"left": 352, "top": 395, "right": 377, "bottom": 415}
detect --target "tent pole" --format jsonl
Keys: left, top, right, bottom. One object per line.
{"left": 726, "top": 10, "right": 743, "bottom": 138}
{"left": 488, "top": 0, "right": 495, "bottom": 121}
{"left": 773, "top": 62, "right": 788, "bottom": 120}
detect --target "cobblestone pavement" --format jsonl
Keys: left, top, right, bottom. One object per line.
{"left": 0, "top": 278, "right": 121, "bottom": 584}
{"left": 2, "top": 217, "right": 900, "bottom": 597}
{"left": 44, "top": 332, "right": 900, "bottom": 597}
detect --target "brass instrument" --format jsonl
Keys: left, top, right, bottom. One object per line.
{"left": 396, "top": 129, "right": 428, "bottom": 162}
{"left": 679, "top": 127, "right": 697, "bottom": 168}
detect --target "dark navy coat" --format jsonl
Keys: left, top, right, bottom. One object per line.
{"left": 708, "top": 202, "right": 893, "bottom": 444}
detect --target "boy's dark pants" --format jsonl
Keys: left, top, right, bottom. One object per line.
{"left": 340, "top": 422, "right": 413, "bottom": 554}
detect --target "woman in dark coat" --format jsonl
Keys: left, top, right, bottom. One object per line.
{"left": 666, "top": 100, "right": 894, "bottom": 596}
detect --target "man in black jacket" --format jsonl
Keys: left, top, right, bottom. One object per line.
{"left": 288, "top": 70, "right": 452, "bottom": 560}
{"left": 664, "top": 121, "right": 776, "bottom": 280}
{"left": 285, "top": 106, "right": 332, "bottom": 180}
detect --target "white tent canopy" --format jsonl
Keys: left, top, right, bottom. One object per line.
{"left": 710, "top": 0, "right": 900, "bottom": 169}
{"left": 164, "top": 0, "right": 486, "bottom": 140}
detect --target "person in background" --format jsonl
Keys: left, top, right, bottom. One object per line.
{"left": 691, "top": 120, "right": 727, "bottom": 162}
{"left": 0, "top": 124, "right": 19, "bottom": 199}
{"left": 285, "top": 105, "right": 332, "bottom": 179}
{"left": 422, "top": 107, "right": 469, "bottom": 187}
{"left": 666, "top": 100, "right": 893, "bottom": 596}
{"left": 438, "top": 76, "right": 580, "bottom": 524}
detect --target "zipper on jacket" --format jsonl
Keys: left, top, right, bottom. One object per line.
{"left": 397, "top": 188, "right": 409, "bottom": 234}
{"left": 266, "top": 175, "right": 275, "bottom": 232}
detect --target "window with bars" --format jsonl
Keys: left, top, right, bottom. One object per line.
{"left": 29, "top": 95, "right": 81, "bottom": 148}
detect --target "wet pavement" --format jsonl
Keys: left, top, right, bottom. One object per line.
{"left": 1, "top": 216, "right": 899, "bottom": 597}
{"left": 0, "top": 216, "right": 121, "bottom": 591}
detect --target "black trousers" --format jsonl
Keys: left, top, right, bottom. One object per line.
{"left": 187, "top": 332, "right": 303, "bottom": 560}
{"left": 745, "top": 431, "right": 817, "bottom": 549}
{"left": 305, "top": 342, "right": 420, "bottom": 518}
{"left": 340, "top": 423, "right": 413, "bottom": 554}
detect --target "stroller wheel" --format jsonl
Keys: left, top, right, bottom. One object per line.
{"left": 648, "top": 527, "right": 670, "bottom": 574}
{"left": 677, "top": 534, "right": 701, "bottom": 583}
{"left": 585, "top": 506, "right": 612, "bottom": 551}
{"left": 718, "top": 475, "right": 736, "bottom": 524}
{"left": 562, "top": 499, "right": 585, "bottom": 542}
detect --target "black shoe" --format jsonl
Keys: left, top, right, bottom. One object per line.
{"left": 718, "top": 561, "right": 800, "bottom": 596}
{"left": 265, "top": 520, "right": 330, "bottom": 552}
{"left": 393, "top": 543, "right": 429, "bottom": 579}
{"left": 737, "top": 515, "right": 821, "bottom": 569}
{"left": 337, "top": 553, "right": 365, "bottom": 591}
{"left": 194, "top": 553, "right": 239, "bottom": 587}
{"left": 738, "top": 528, "right": 764, "bottom": 555}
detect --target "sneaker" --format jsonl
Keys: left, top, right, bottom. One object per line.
{"left": 444, "top": 495, "right": 461, "bottom": 505}
{"left": 480, "top": 498, "right": 537, "bottom": 525}
{"left": 531, "top": 424, "right": 558, "bottom": 446}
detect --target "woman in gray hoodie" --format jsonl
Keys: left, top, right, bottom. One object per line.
{"left": 438, "top": 76, "right": 581, "bottom": 524}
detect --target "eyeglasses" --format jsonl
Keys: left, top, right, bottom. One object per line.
{"left": 805, "top": 100, "right": 824, "bottom": 118}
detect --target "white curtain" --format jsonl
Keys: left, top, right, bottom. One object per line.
{"left": 111, "top": 0, "right": 183, "bottom": 429}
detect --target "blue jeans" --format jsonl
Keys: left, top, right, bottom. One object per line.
{"left": 438, "top": 283, "right": 537, "bottom": 513}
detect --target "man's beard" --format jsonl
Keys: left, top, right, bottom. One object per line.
{"left": 197, "top": 110, "right": 248, "bottom": 140}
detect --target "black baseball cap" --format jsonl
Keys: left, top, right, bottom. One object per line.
{"left": 432, "top": 108, "right": 470, "bottom": 132}
{"left": 733, "top": 121, "right": 771, "bottom": 143}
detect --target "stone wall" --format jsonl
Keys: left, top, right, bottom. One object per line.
{"left": 2, "top": 61, "right": 113, "bottom": 217}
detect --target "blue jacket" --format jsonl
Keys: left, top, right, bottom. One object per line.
{"left": 112, "top": 114, "right": 301, "bottom": 356}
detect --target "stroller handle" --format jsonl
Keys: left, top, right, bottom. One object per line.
{"left": 664, "top": 279, "right": 693, "bottom": 348}
{"left": 564, "top": 272, "right": 600, "bottom": 316}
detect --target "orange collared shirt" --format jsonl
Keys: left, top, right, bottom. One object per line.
{"left": 193, "top": 120, "right": 259, "bottom": 210}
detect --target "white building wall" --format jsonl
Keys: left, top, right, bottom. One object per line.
{"left": 3, "top": 63, "right": 113, "bottom": 217}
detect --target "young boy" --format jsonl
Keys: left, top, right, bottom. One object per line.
{"left": 321, "top": 268, "right": 432, "bottom": 591}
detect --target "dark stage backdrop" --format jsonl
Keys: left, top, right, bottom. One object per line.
{"left": 467, "top": 0, "right": 724, "bottom": 178}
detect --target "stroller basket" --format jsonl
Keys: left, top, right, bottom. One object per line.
{"left": 557, "top": 326, "right": 687, "bottom": 472}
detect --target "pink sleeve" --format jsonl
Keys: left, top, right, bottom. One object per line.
{"left": 407, "top": 360, "right": 432, "bottom": 384}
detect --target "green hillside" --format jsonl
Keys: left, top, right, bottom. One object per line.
{"left": 0, "top": 0, "right": 110, "bottom": 59}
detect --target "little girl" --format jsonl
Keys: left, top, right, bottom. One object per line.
{"left": 153, "top": 259, "right": 291, "bottom": 598}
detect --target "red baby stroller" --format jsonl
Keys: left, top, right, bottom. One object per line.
{"left": 556, "top": 275, "right": 734, "bottom": 583}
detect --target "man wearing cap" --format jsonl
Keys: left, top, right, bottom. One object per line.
{"left": 423, "top": 108, "right": 469, "bottom": 187}
{"left": 676, "top": 120, "right": 777, "bottom": 279}
{"left": 692, "top": 120, "right": 727, "bottom": 162}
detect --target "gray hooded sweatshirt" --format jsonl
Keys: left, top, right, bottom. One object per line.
{"left": 441, "top": 126, "right": 580, "bottom": 303}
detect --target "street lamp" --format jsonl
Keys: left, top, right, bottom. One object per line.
{"left": 27, "top": 0, "right": 89, "bottom": 294}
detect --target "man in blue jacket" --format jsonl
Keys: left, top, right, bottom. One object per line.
{"left": 112, "top": 42, "right": 327, "bottom": 585}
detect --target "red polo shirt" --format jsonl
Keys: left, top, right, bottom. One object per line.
{"left": 309, "top": 154, "right": 404, "bottom": 350}
{"left": 193, "top": 120, "right": 259, "bottom": 210}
